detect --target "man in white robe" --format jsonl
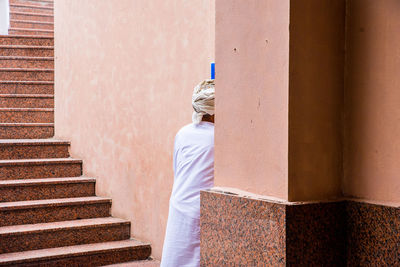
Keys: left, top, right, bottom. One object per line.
{"left": 161, "top": 79, "right": 215, "bottom": 267}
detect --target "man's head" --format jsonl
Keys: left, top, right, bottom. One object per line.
{"left": 192, "top": 79, "right": 215, "bottom": 124}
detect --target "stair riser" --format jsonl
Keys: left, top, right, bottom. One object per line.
{"left": 0, "top": 144, "right": 69, "bottom": 160}
{"left": 0, "top": 162, "right": 81, "bottom": 180}
{"left": 0, "top": 71, "right": 54, "bottom": 81}
{"left": 8, "top": 28, "right": 54, "bottom": 36}
{"left": 0, "top": 97, "right": 53, "bottom": 108}
{"left": 0, "top": 182, "right": 95, "bottom": 202}
{"left": 0, "top": 58, "right": 53, "bottom": 68}
{"left": 0, "top": 246, "right": 152, "bottom": 267}
{"left": 0, "top": 223, "right": 129, "bottom": 253}
{"left": 10, "top": 0, "right": 53, "bottom": 8}
{"left": 10, "top": 13, "right": 53, "bottom": 23}
{"left": 0, "top": 110, "right": 53, "bottom": 123}
{"left": 0, "top": 202, "right": 110, "bottom": 226}
{"left": 0, "top": 47, "right": 53, "bottom": 57}
{"left": 10, "top": 21, "right": 54, "bottom": 30}
{"left": 0, "top": 125, "right": 53, "bottom": 139}
{"left": 10, "top": 6, "right": 53, "bottom": 15}
{"left": 0, "top": 36, "right": 53, "bottom": 46}
{"left": 0, "top": 84, "right": 53, "bottom": 94}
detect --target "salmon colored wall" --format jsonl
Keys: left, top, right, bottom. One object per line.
{"left": 214, "top": 0, "right": 290, "bottom": 200}
{"left": 54, "top": 0, "right": 214, "bottom": 259}
{"left": 344, "top": 0, "right": 400, "bottom": 203}
{"left": 288, "top": 0, "right": 345, "bottom": 201}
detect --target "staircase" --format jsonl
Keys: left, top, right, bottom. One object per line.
{"left": 0, "top": 0, "right": 155, "bottom": 266}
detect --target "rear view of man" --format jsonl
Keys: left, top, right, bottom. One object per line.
{"left": 161, "top": 79, "right": 215, "bottom": 267}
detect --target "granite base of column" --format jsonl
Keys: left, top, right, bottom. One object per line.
{"left": 200, "top": 188, "right": 400, "bottom": 266}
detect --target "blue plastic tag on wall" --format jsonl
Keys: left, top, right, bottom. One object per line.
{"left": 211, "top": 62, "right": 215, "bottom": 79}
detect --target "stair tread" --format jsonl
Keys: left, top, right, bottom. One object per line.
{"left": 0, "top": 80, "right": 53, "bottom": 84}
{"left": 0, "top": 176, "right": 95, "bottom": 187}
{"left": 9, "top": 28, "right": 54, "bottom": 32}
{"left": 10, "top": 19, "right": 54, "bottom": 25}
{"left": 0, "top": 138, "right": 67, "bottom": 145}
{"left": 0, "top": 93, "right": 53, "bottom": 97}
{"left": 0, "top": 239, "right": 150, "bottom": 264}
{"left": 0, "top": 34, "right": 53, "bottom": 39}
{"left": 0, "top": 45, "right": 53, "bottom": 49}
{"left": 0, "top": 196, "right": 110, "bottom": 211}
{"left": 0, "top": 68, "right": 53, "bottom": 71}
{"left": 10, "top": 3, "right": 53, "bottom": 10}
{"left": 0, "top": 56, "right": 54, "bottom": 60}
{"left": 104, "top": 259, "right": 160, "bottom": 267}
{"left": 0, "top": 107, "right": 53, "bottom": 111}
{"left": 0, "top": 157, "right": 81, "bottom": 165}
{"left": 0, "top": 122, "right": 53, "bottom": 126}
{"left": 0, "top": 217, "right": 127, "bottom": 235}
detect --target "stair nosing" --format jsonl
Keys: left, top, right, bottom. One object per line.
{"left": 0, "top": 80, "right": 53, "bottom": 84}
{"left": 10, "top": 3, "right": 54, "bottom": 10}
{"left": 0, "top": 68, "right": 54, "bottom": 72}
{"left": 0, "top": 69, "right": 53, "bottom": 73}
{"left": 0, "top": 93, "right": 53, "bottom": 98}
{"left": 0, "top": 177, "right": 95, "bottom": 187}
{"left": 0, "top": 157, "right": 82, "bottom": 166}
{"left": 0, "top": 56, "right": 54, "bottom": 60}
{"left": 9, "top": 27, "right": 54, "bottom": 32}
{"left": 9, "top": 28, "right": 54, "bottom": 33}
{"left": 10, "top": 19, "right": 54, "bottom": 25}
{"left": 0, "top": 139, "right": 68, "bottom": 145}
{"left": 11, "top": 0, "right": 54, "bottom": 2}
{"left": 0, "top": 122, "right": 53, "bottom": 126}
{"left": 0, "top": 107, "right": 54, "bottom": 111}
{"left": 0, "top": 196, "right": 111, "bottom": 211}
{"left": 0, "top": 217, "right": 128, "bottom": 236}
{"left": 0, "top": 34, "right": 54, "bottom": 39}
{"left": 0, "top": 44, "right": 53, "bottom": 49}
{"left": 0, "top": 239, "right": 150, "bottom": 264}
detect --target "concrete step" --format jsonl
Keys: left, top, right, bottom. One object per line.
{"left": 0, "top": 122, "right": 53, "bottom": 139}
{"left": 0, "top": 139, "right": 69, "bottom": 160}
{"left": 0, "top": 157, "right": 81, "bottom": 179}
{"left": 0, "top": 94, "right": 53, "bottom": 108}
{"left": 0, "top": 239, "right": 152, "bottom": 267}
{"left": 0, "top": 217, "right": 130, "bottom": 253}
{"left": 0, "top": 35, "right": 53, "bottom": 46}
{"left": 0, "top": 68, "right": 53, "bottom": 81}
{"left": 0, "top": 196, "right": 111, "bottom": 226}
{"left": 0, "top": 81, "right": 53, "bottom": 94}
{"left": 0, "top": 108, "right": 53, "bottom": 123}
{"left": 10, "top": 12, "right": 53, "bottom": 23}
{"left": 10, "top": 4, "right": 53, "bottom": 15}
{"left": 0, "top": 56, "right": 53, "bottom": 68}
{"left": 0, "top": 45, "right": 53, "bottom": 57}
{"left": 0, "top": 177, "right": 96, "bottom": 202}
{"left": 10, "top": 0, "right": 53, "bottom": 8}
{"left": 9, "top": 28, "right": 54, "bottom": 36}
{"left": 10, "top": 20, "right": 54, "bottom": 30}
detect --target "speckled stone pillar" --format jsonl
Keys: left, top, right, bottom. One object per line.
{"left": 200, "top": 189, "right": 400, "bottom": 266}
{"left": 346, "top": 201, "right": 400, "bottom": 266}
{"left": 200, "top": 189, "right": 346, "bottom": 266}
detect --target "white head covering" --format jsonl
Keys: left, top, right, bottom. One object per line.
{"left": 192, "top": 79, "right": 215, "bottom": 124}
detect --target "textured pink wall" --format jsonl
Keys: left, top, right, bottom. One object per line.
{"left": 344, "top": 0, "right": 400, "bottom": 203}
{"left": 54, "top": 0, "right": 214, "bottom": 259}
{"left": 214, "top": 0, "right": 289, "bottom": 199}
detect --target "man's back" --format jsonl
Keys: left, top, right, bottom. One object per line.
{"left": 170, "top": 121, "right": 214, "bottom": 219}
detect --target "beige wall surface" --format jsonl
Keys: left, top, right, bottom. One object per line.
{"left": 344, "top": 0, "right": 400, "bottom": 203}
{"left": 54, "top": 0, "right": 214, "bottom": 259}
{"left": 214, "top": 0, "right": 290, "bottom": 199}
{"left": 288, "top": 0, "right": 345, "bottom": 201}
